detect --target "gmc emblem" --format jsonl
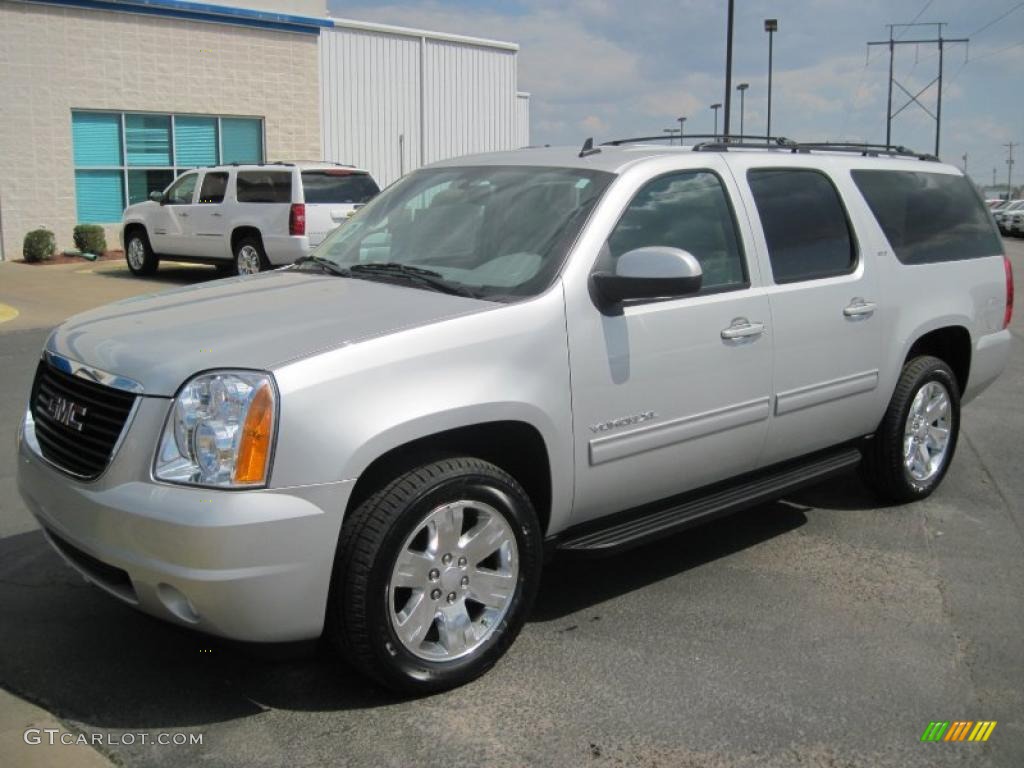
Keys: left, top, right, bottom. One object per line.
{"left": 46, "top": 396, "right": 88, "bottom": 432}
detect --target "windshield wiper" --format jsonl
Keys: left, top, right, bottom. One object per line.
{"left": 349, "top": 262, "right": 477, "bottom": 297}
{"left": 293, "top": 255, "right": 351, "bottom": 277}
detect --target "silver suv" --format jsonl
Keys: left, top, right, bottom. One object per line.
{"left": 17, "top": 140, "right": 1012, "bottom": 693}
{"left": 121, "top": 162, "right": 380, "bottom": 276}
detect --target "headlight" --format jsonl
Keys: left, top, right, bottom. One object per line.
{"left": 155, "top": 371, "right": 277, "bottom": 488}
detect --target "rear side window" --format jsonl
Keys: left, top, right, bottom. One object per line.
{"left": 236, "top": 171, "right": 292, "bottom": 203}
{"left": 747, "top": 169, "right": 856, "bottom": 283}
{"left": 852, "top": 170, "right": 1003, "bottom": 264}
{"left": 606, "top": 170, "right": 747, "bottom": 292}
{"left": 198, "top": 172, "right": 228, "bottom": 204}
{"left": 302, "top": 171, "right": 380, "bottom": 204}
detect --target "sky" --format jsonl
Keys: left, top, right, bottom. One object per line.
{"left": 326, "top": 0, "right": 1023, "bottom": 190}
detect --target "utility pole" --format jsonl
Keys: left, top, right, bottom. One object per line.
{"left": 1006, "top": 143, "right": 1018, "bottom": 200}
{"left": 765, "top": 18, "right": 778, "bottom": 142}
{"left": 711, "top": 103, "right": 722, "bottom": 139}
{"left": 867, "top": 23, "right": 968, "bottom": 156}
{"left": 678, "top": 116, "right": 687, "bottom": 141}
{"left": 723, "top": 0, "right": 735, "bottom": 139}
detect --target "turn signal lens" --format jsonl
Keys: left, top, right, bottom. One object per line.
{"left": 234, "top": 383, "right": 275, "bottom": 485}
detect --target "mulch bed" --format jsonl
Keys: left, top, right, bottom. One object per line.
{"left": 14, "top": 250, "right": 124, "bottom": 266}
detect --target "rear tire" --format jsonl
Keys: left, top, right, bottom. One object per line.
{"left": 125, "top": 229, "right": 158, "bottom": 276}
{"left": 860, "top": 355, "right": 960, "bottom": 503}
{"left": 234, "top": 235, "right": 270, "bottom": 275}
{"left": 326, "top": 457, "right": 542, "bottom": 694}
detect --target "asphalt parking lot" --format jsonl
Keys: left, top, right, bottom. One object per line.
{"left": 1, "top": 248, "right": 1022, "bottom": 768}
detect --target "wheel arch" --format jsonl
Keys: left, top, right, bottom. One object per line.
{"left": 230, "top": 225, "right": 264, "bottom": 253}
{"left": 344, "top": 420, "right": 554, "bottom": 539}
{"left": 904, "top": 324, "right": 971, "bottom": 396}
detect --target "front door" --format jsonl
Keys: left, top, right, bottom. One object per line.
{"left": 565, "top": 163, "right": 773, "bottom": 524}
{"left": 734, "top": 164, "right": 883, "bottom": 465}
{"left": 149, "top": 172, "right": 198, "bottom": 255}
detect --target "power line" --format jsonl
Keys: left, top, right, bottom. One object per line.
{"left": 967, "top": 1, "right": 1024, "bottom": 37}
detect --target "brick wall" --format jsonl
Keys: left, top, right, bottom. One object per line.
{"left": 0, "top": 0, "right": 321, "bottom": 259}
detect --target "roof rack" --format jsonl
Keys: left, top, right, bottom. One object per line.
{"left": 601, "top": 134, "right": 937, "bottom": 161}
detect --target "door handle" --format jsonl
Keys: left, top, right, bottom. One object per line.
{"left": 843, "top": 298, "right": 877, "bottom": 318}
{"left": 178, "top": 212, "right": 189, "bottom": 218}
{"left": 211, "top": 212, "right": 222, "bottom": 217}
{"left": 721, "top": 317, "right": 765, "bottom": 341}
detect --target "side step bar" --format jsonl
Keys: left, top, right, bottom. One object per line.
{"left": 556, "top": 447, "right": 862, "bottom": 555}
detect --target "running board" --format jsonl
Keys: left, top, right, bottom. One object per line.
{"left": 556, "top": 447, "right": 863, "bottom": 555}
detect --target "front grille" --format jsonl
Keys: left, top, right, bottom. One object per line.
{"left": 30, "top": 360, "right": 137, "bottom": 479}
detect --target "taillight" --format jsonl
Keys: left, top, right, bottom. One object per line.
{"left": 289, "top": 203, "right": 306, "bottom": 236}
{"left": 1005, "top": 255, "right": 1014, "bottom": 329}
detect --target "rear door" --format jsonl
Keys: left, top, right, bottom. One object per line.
{"left": 301, "top": 170, "right": 380, "bottom": 247}
{"left": 149, "top": 172, "right": 198, "bottom": 255}
{"left": 733, "top": 162, "right": 883, "bottom": 466}
{"left": 187, "top": 171, "right": 230, "bottom": 259}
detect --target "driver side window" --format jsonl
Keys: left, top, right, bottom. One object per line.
{"left": 165, "top": 173, "right": 197, "bottom": 205}
{"left": 606, "top": 170, "right": 748, "bottom": 292}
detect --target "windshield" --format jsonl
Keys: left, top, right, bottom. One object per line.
{"left": 308, "top": 165, "right": 614, "bottom": 300}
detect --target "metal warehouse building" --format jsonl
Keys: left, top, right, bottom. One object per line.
{"left": 0, "top": 0, "right": 529, "bottom": 259}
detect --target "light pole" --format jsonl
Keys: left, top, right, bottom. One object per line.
{"left": 663, "top": 128, "right": 681, "bottom": 145}
{"left": 737, "top": 83, "right": 749, "bottom": 141}
{"left": 723, "top": 0, "right": 735, "bottom": 138}
{"left": 765, "top": 18, "right": 777, "bottom": 141}
{"left": 711, "top": 103, "right": 722, "bottom": 139}
{"left": 677, "top": 116, "right": 687, "bottom": 143}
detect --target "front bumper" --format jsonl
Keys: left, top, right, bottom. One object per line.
{"left": 16, "top": 401, "right": 353, "bottom": 642}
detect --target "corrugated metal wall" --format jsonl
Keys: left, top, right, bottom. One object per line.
{"left": 320, "top": 22, "right": 526, "bottom": 187}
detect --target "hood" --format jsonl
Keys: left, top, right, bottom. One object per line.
{"left": 46, "top": 270, "right": 497, "bottom": 396}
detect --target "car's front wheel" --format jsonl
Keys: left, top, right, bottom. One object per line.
{"left": 861, "top": 355, "right": 960, "bottom": 503}
{"left": 125, "top": 229, "right": 158, "bottom": 276}
{"left": 327, "top": 457, "right": 542, "bottom": 693}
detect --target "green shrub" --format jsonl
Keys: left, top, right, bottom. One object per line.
{"left": 73, "top": 224, "right": 107, "bottom": 255}
{"left": 22, "top": 229, "right": 55, "bottom": 263}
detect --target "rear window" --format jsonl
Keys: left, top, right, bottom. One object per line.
{"left": 851, "top": 170, "right": 1002, "bottom": 264}
{"left": 301, "top": 171, "right": 380, "bottom": 204}
{"left": 236, "top": 171, "right": 292, "bottom": 203}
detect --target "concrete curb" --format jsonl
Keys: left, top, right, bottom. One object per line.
{"left": 0, "top": 688, "right": 115, "bottom": 767}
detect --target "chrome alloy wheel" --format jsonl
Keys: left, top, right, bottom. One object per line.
{"left": 903, "top": 380, "right": 952, "bottom": 483}
{"left": 388, "top": 500, "right": 518, "bottom": 662}
{"left": 127, "top": 237, "right": 146, "bottom": 270}
{"left": 237, "top": 245, "right": 262, "bottom": 275}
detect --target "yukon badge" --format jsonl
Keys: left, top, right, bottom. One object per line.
{"left": 46, "top": 396, "right": 88, "bottom": 432}
{"left": 589, "top": 410, "right": 656, "bottom": 434}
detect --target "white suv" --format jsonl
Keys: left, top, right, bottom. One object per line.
{"left": 121, "top": 162, "right": 380, "bottom": 276}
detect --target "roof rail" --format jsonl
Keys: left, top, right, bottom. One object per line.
{"left": 600, "top": 134, "right": 937, "bottom": 161}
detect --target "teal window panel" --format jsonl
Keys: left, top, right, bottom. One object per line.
{"left": 125, "top": 114, "right": 171, "bottom": 166}
{"left": 72, "top": 112, "right": 122, "bottom": 167}
{"left": 174, "top": 116, "right": 218, "bottom": 167}
{"left": 75, "top": 170, "right": 125, "bottom": 223}
{"left": 221, "top": 118, "right": 263, "bottom": 164}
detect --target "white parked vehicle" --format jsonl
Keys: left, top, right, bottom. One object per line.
{"left": 994, "top": 200, "right": 1024, "bottom": 234}
{"left": 121, "top": 162, "right": 380, "bottom": 275}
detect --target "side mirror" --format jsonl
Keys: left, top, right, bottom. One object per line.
{"left": 149, "top": 191, "right": 165, "bottom": 204}
{"left": 592, "top": 246, "right": 703, "bottom": 308}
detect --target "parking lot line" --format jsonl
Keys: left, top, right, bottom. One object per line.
{"left": 0, "top": 303, "right": 19, "bottom": 324}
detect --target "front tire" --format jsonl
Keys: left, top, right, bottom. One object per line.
{"left": 327, "top": 457, "right": 542, "bottom": 693}
{"left": 125, "top": 230, "right": 158, "bottom": 276}
{"left": 860, "top": 356, "right": 960, "bottom": 503}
